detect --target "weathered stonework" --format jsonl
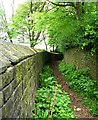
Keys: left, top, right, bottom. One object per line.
{"left": 64, "top": 47, "right": 97, "bottom": 80}
{"left": 0, "top": 41, "right": 50, "bottom": 118}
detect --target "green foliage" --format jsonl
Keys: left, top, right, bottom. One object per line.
{"left": 39, "top": 66, "right": 55, "bottom": 88}
{"left": 59, "top": 61, "right": 76, "bottom": 76}
{"left": 33, "top": 7, "right": 80, "bottom": 52}
{"left": 10, "top": 2, "right": 31, "bottom": 37}
{"left": 33, "top": 2, "right": 98, "bottom": 53}
{"left": 59, "top": 61, "right": 98, "bottom": 116}
{"left": 10, "top": 1, "right": 46, "bottom": 46}
{"left": 6, "top": 1, "right": 97, "bottom": 53}
{"left": 80, "top": 3, "right": 98, "bottom": 53}
{"left": 32, "top": 65, "right": 74, "bottom": 118}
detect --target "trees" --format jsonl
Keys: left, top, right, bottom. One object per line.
{"left": 80, "top": 3, "right": 98, "bottom": 53}
{"left": 33, "top": 1, "right": 81, "bottom": 52}
{"left": 11, "top": 1, "right": 46, "bottom": 47}
{"left": 33, "top": 1, "right": 98, "bottom": 53}
{"left": 4, "top": 0, "right": 97, "bottom": 52}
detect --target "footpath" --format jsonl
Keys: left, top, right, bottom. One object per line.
{"left": 50, "top": 61, "right": 93, "bottom": 118}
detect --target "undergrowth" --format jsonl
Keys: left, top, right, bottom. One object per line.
{"left": 59, "top": 61, "right": 98, "bottom": 116}
{"left": 32, "top": 65, "right": 74, "bottom": 119}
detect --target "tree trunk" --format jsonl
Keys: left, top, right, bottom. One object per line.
{"left": 74, "top": 2, "right": 81, "bottom": 19}
{"left": 30, "top": 0, "right": 33, "bottom": 13}
{"left": 52, "top": 45, "right": 55, "bottom": 52}
{"left": 43, "top": 33, "right": 48, "bottom": 50}
{"left": 29, "top": 2, "right": 46, "bottom": 47}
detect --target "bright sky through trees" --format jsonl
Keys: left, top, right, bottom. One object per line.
{"left": 0, "top": 0, "right": 25, "bottom": 20}
{"left": 0, "top": 0, "right": 97, "bottom": 52}
{"left": 0, "top": 0, "right": 98, "bottom": 21}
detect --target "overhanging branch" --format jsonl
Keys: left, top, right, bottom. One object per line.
{"left": 47, "top": 0, "right": 75, "bottom": 8}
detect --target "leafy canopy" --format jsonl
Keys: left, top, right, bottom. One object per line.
{"left": 33, "top": 6, "right": 81, "bottom": 52}
{"left": 33, "top": 2, "right": 98, "bottom": 53}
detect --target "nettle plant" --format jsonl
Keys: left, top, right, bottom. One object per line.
{"left": 32, "top": 65, "right": 74, "bottom": 118}
{"left": 59, "top": 61, "right": 98, "bottom": 116}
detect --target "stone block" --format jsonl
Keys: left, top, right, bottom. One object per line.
{"left": 13, "top": 82, "right": 22, "bottom": 102}
{"left": 27, "top": 57, "right": 34, "bottom": 68}
{"left": 0, "top": 67, "right": 14, "bottom": 89}
{"left": 13, "top": 102, "right": 21, "bottom": 118}
{"left": 21, "top": 61, "right": 27, "bottom": 80}
{"left": 28, "top": 70, "right": 33, "bottom": 81}
{"left": 26, "top": 107, "right": 32, "bottom": 118}
{"left": 0, "top": 42, "right": 36, "bottom": 64}
{"left": 10, "top": 79, "right": 17, "bottom": 93}
{"left": 2, "top": 84, "right": 11, "bottom": 103}
{"left": 20, "top": 60, "right": 27, "bottom": 80}
{"left": 0, "top": 43, "right": 22, "bottom": 64}
{"left": 2, "top": 97, "right": 13, "bottom": 118}
{"left": 22, "top": 87, "right": 31, "bottom": 108}
{"left": 0, "top": 91, "right": 3, "bottom": 107}
{"left": 30, "top": 75, "right": 35, "bottom": 88}
{"left": 13, "top": 96, "right": 21, "bottom": 112}
{"left": 24, "top": 57, "right": 33, "bottom": 72}
{"left": 15, "top": 63, "right": 23, "bottom": 86}
{"left": 8, "top": 84, "right": 23, "bottom": 118}
{"left": 29, "top": 64, "right": 35, "bottom": 73}
{"left": 23, "top": 70, "right": 32, "bottom": 90}
{"left": 0, "top": 108, "right": 2, "bottom": 119}
{"left": 19, "top": 99, "right": 25, "bottom": 118}
{"left": 23, "top": 75, "right": 29, "bottom": 91}
{"left": 0, "top": 52, "right": 11, "bottom": 74}
{"left": 2, "top": 79, "right": 17, "bottom": 104}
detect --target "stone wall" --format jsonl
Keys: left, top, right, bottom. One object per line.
{"left": 0, "top": 42, "right": 50, "bottom": 118}
{"left": 64, "top": 47, "right": 97, "bottom": 80}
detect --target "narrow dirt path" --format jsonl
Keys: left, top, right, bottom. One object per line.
{"left": 50, "top": 61, "right": 94, "bottom": 118}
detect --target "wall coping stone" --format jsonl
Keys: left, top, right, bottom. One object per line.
{"left": 0, "top": 41, "right": 43, "bottom": 74}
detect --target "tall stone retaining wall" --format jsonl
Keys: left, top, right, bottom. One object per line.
{"left": 64, "top": 47, "right": 97, "bottom": 80}
{"left": 0, "top": 42, "right": 50, "bottom": 118}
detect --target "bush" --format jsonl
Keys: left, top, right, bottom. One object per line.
{"left": 59, "top": 61, "right": 76, "bottom": 76}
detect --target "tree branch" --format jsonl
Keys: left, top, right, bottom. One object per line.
{"left": 47, "top": 0, "right": 75, "bottom": 8}
{"left": 34, "top": 32, "right": 41, "bottom": 41}
{"left": 39, "top": 2, "right": 46, "bottom": 12}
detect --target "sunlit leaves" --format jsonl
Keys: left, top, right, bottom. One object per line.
{"left": 33, "top": 7, "right": 80, "bottom": 52}
{"left": 33, "top": 2, "right": 98, "bottom": 53}
{"left": 81, "top": 3, "right": 98, "bottom": 53}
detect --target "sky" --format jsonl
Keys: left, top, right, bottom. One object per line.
{"left": 1, "top": 0, "right": 97, "bottom": 20}
{"left": 1, "top": 0, "right": 26, "bottom": 20}
{"left": 0, "top": 0, "right": 49, "bottom": 49}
